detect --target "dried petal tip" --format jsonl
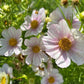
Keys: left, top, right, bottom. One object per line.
{"left": 72, "top": 0, "right": 79, "bottom": 5}
{"left": 61, "top": 0, "right": 68, "bottom": 6}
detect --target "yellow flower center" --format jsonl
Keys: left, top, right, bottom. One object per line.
{"left": 32, "top": 46, "right": 40, "bottom": 53}
{"left": 31, "top": 20, "right": 39, "bottom": 29}
{"left": 35, "top": 11, "right": 38, "bottom": 14}
{"left": 1, "top": 77, "right": 6, "bottom": 84}
{"left": 59, "top": 38, "right": 72, "bottom": 51}
{"left": 48, "top": 76, "right": 55, "bottom": 83}
{"left": 67, "top": 19, "right": 71, "bottom": 27}
{"left": 9, "top": 38, "right": 17, "bottom": 47}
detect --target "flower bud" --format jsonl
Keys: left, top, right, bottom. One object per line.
{"left": 80, "top": 11, "right": 84, "bottom": 21}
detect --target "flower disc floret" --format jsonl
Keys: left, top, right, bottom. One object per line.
{"left": 31, "top": 20, "right": 39, "bottom": 29}
{"left": 32, "top": 45, "right": 40, "bottom": 53}
{"left": 9, "top": 38, "right": 17, "bottom": 47}
{"left": 59, "top": 38, "right": 72, "bottom": 51}
{"left": 48, "top": 76, "right": 55, "bottom": 83}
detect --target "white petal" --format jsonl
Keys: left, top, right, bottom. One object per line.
{"left": 59, "top": 19, "right": 71, "bottom": 37}
{"left": 8, "top": 27, "right": 16, "bottom": 38}
{"left": 25, "top": 30, "right": 31, "bottom": 37}
{"left": 21, "top": 21, "right": 31, "bottom": 31}
{"left": 72, "top": 16, "right": 81, "bottom": 29}
{"left": 17, "top": 38, "right": 23, "bottom": 47}
{"left": 50, "top": 7, "right": 63, "bottom": 23}
{"left": 0, "top": 39, "right": 8, "bottom": 46}
{"left": 26, "top": 53, "right": 33, "bottom": 65}
{"left": 15, "top": 29, "right": 22, "bottom": 38}
{"left": 56, "top": 52, "right": 71, "bottom": 68}
{"left": 69, "top": 50, "right": 84, "bottom": 65}
{"left": 4, "top": 48, "right": 14, "bottom": 56}
{"left": 2, "top": 29, "right": 10, "bottom": 39}
{"left": 38, "top": 8, "right": 45, "bottom": 22}
{"left": 24, "top": 15, "right": 31, "bottom": 22}
{"left": 24, "top": 37, "right": 40, "bottom": 47}
{"left": 14, "top": 47, "right": 21, "bottom": 55}
{"left": 33, "top": 54, "right": 41, "bottom": 66}
{"left": 40, "top": 52, "right": 48, "bottom": 62}
{"left": 0, "top": 46, "right": 8, "bottom": 56}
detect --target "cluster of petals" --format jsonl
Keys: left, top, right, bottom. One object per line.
{"left": 20, "top": 8, "right": 45, "bottom": 37}
{"left": 0, "top": 27, "right": 22, "bottom": 56}
{"left": 42, "top": 19, "right": 84, "bottom": 68}
{"left": 49, "top": 6, "right": 81, "bottom": 29}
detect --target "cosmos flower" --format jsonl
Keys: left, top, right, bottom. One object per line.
{"left": 42, "top": 19, "right": 84, "bottom": 68}
{"left": 49, "top": 6, "right": 81, "bottom": 29}
{"left": 0, "top": 27, "right": 22, "bottom": 56}
{"left": 0, "top": 72, "right": 8, "bottom": 84}
{"left": 22, "top": 37, "right": 48, "bottom": 66}
{"left": 20, "top": 8, "right": 45, "bottom": 37}
{"left": 41, "top": 69, "right": 63, "bottom": 84}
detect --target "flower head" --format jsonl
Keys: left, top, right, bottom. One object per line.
{"left": 42, "top": 19, "right": 84, "bottom": 68}
{"left": 21, "top": 8, "right": 45, "bottom": 37}
{"left": 0, "top": 27, "right": 22, "bottom": 56}
{"left": 22, "top": 37, "right": 48, "bottom": 66}
{"left": 49, "top": 6, "right": 81, "bottom": 29}
{"left": 41, "top": 69, "right": 63, "bottom": 84}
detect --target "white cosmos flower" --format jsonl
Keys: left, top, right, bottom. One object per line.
{"left": 22, "top": 37, "right": 48, "bottom": 66}
{"left": 41, "top": 69, "right": 63, "bottom": 84}
{"left": 0, "top": 27, "right": 22, "bottom": 56}
{"left": 42, "top": 19, "right": 84, "bottom": 68}
{"left": 0, "top": 72, "right": 8, "bottom": 84}
{"left": 20, "top": 8, "right": 45, "bottom": 37}
{"left": 49, "top": 6, "right": 81, "bottom": 29}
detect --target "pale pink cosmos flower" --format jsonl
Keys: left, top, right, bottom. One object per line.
{"left": 41, "top": 69, "right": 63, "bottom": 84}
{"left": 49, "top": 6, "right": 81, "bottom": 29}
{"left": 0, "top": 27, "right": 22, "bottom": 56}
{"left": 22, "top": 37, "right": 48, "bottom": 66}
{"left": 20, "top": 8, "right": 45, "bottom": 37}
{"left": 42, "top": 19, "right": 84, "bottom": 68}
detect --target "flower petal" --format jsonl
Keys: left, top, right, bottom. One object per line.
{"left": 56, "top": 52, "right": 71, "bottom": 68}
